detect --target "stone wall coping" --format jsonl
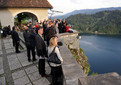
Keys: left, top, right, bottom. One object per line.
{"left": 58, "top": 36, "right": 85, "bottom": 85}
{"left": 59, "top": 32, "right": 79, "bottom": 37}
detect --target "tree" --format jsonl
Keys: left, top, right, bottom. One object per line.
{"left": 16, "top": 13, "right": 30, "bottom": 29}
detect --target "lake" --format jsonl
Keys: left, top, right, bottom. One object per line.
{"left": 79, "top": 34, "right": 121, "bottom": 75}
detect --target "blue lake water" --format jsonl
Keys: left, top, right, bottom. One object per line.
{"left": 79, "top": 34, "right": 121, "bottom": 75}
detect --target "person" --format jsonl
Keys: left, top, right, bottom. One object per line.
{"left": 3, "top": 27, "right": 7, "bottom": 38}
{"left": 55, "top": 22, "right": 59, "bottom": 34}
{"left": 47, "top": 25, "right": 56, "bottom": 46}
{"left": 7, "top": 25, "right": 11, "bottom": 35}
{"left": 11, "top": 26, "right": 15, "bottom": 46}
{"left": 35, "top": 26, "right": 48, "bottom": 77}
{"left": 48, "top": 36, "right": 63, "bottom": 85}
{"left": 61, "top": 19, "right": 66, "bottom": 33}
{"left": 23, "top": 26, "right": 36, "bottom": 62}
{"left": 11, "top": 26, "right": 21, "bottom": 53}
{"left": 65, "top": 23, "right": 73, "bottom": 33}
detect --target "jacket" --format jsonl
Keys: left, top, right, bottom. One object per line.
{"left": 23, "top": 29, "right": 36, "bottom": 47}
{"left": 12, "top": 30, "right": 20, "bottom": 42}
{"left": 35, "top": 34, "right": 47, "bottom": 57}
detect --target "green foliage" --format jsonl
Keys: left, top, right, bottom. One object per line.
{"left": 17, "top": 13, "right": 30, "bottom": 22}
{"left": 14, "top": 18, "right": 28, "bottom": 25}
{"left": 66, "top": 10, "right": 121, "bottom": 34}
{"left": 90, "top": 71, "right": 98, "bottom": 76}
{"left": 69, "top": 48, "right": 90, "bottom": 75}
{"left": 14, "top": 13, "right": 31, "bottom": 26}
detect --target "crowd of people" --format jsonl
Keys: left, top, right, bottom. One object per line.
{"left": 0, "top": 25, "right": 11, "bottom": 38}
{"left": 7, "top": 19, "right": 73, "bottom": 85}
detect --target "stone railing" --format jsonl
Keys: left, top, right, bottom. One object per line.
{"left": 58, "top": 32, "right": 85, "bottom": 85}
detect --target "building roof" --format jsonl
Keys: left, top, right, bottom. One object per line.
{"left": 0, "top": 0, "right": 53, "bottom": 8}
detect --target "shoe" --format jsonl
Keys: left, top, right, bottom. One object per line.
{"left": 28, "top": 59, "right": 32, "bottom": 62}
{"left": 16, "top": 51, "right": 21, "bottom": 53}
{"left": 33, "top": 59, "right": 37, "bottom": 62}
{"left": 41, "top": 74, "right": 50, "bottom": 77}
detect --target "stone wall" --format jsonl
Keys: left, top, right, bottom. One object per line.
{"left": 58, "top": 32, "right": 85, "bottom": 85}
{"left": 59, "top": 32, "right": 80, "bottom": 50}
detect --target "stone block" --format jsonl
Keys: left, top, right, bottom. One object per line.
{"left": 14, "top": 76, "right": 30, "bottom": 85}
{"left": 0, "top": 57, "right": 4, "bottom": 74}
{"left": 79, "top": 72, "right": 121, "bottom": 85}
{"left": 25, "top": 66, "right": 38, "bottom": 74}
{"left": 0, "top": 51, "right": 2, "bottom": 55}
{"left": 6, "top": 49, "right": 14, "bottom": 53}
{"left": 28, "top": 71, "right": 41, "bottom": 82}
{"left": 33, "top": 78, "right": 50, "bottom": 85}
{"left": 21, "top": 60, "right": 32, "bottom": 67}
{"left": 12, "top": 70, "right": 26, "bottom": 80}
{"left": 7, "top": 55, "right": 22, "bottom": 70}
{"left": 9, "top": 62, "right": 22, "bottom": 70}
{"left": 26, "top": 83, "right": 32, "bottom": 85}
{"left": 59, "top": 43, "right": 78, "bottom": 65}
{"left": 0, "top": 69, "right": 4, "bottom": 75}
{"left": 0, "top": 76, "right": 6, "bottom": 85}
{"left": 62, "top": 64, "right": 84, "bottom": 81}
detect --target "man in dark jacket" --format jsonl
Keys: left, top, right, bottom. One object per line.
{"left": 23, "top": 26, "right": 36, "bottom": 62}
{"left": 11, "top": 26, "right": 20, "bottom": 53}
{"left": 35, "top": 26, "right": 48, "bottom": 77}
{"left": 11, "top": 26, "right": 15, "bottom": 46}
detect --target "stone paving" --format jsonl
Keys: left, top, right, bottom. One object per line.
{"left": 0, "top": 38, "right": 51, "bottom": 85}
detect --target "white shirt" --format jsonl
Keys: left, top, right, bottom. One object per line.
{"left": 48, "top": 46, "right": 63, "bottom": 67}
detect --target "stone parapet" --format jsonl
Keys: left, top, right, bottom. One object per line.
{"left": 59, "top": 32, "right": 80, "bottom": 50}
{"left": 58, "top": 32, "right": 85, "bottom": 85}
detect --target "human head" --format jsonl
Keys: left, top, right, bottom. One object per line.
{"left": 12, "top": 26, "right": 15, "bottom": 31}
{"left": 63, "top": 19, "right": 65, "bottom": 22}
{"left": 37, "top": 26, "right": 43, "bottom": 35}
{"left": 24, "top": 26, "right": 28, "bottom": 30}
{"left": 49, "top": 36, "right": 58, "bottom": 47}
{"left": 49, "top": 21, "right": 53, "bottom": 26}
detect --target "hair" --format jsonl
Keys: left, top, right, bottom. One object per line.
{"left": 12, "top": 26, "right": 15, "bottom": 31}
{"left": 37, "top": 26, "right": 43, "bottom": 30}
{"left": 49, "top": 21, "right": 53, "bottom": 26}
{"left": 49, "top": 37, "right": 57, "bottom": 47}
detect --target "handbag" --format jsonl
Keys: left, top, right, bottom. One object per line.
{"left": 47, "top": 46, "right": 61, "bottom": 64}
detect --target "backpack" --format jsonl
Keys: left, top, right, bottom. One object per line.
{"left": 47, "top": 47, "right": 61, "bottom": 64}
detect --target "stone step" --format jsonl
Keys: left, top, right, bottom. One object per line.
{"left": 79, "top": 72, "right": 121, "bottom": 85}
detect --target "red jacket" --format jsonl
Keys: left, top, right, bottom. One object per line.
{"left": 35, "top": 25, "right": 38, "bottom": 29}
{"left": 66, "top": 25, "right": 71, "bottom": 32}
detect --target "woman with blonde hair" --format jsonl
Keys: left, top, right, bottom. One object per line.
{"left": 48, "top": 35, "right": 63, "bottom": 85}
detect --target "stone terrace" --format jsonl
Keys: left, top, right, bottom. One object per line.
{"left": 0, "top": 37, "right": 51, "bottom": 85}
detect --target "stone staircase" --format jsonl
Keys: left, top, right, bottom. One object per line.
{"left": 79, "top": 72, "right": 121, "bottom": 85}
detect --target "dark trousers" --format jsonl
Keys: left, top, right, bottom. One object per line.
{"left": 12, "top": 39, "right": 15, "bottom": 47}
{"left": 51, "top": 65, "right": 63, "bottom": 85}
{"left": 38, "top": 59, "right": 45, "bottom": 76}
{"left": 27, "top": 46, "right": 36, "bottom": 61}
{"left": 15, "top": 42, "right": 19, "bottom": 53}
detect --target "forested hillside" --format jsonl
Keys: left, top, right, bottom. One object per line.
{"left": 66, "top": 10, "right": 121, "bottom": 34}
